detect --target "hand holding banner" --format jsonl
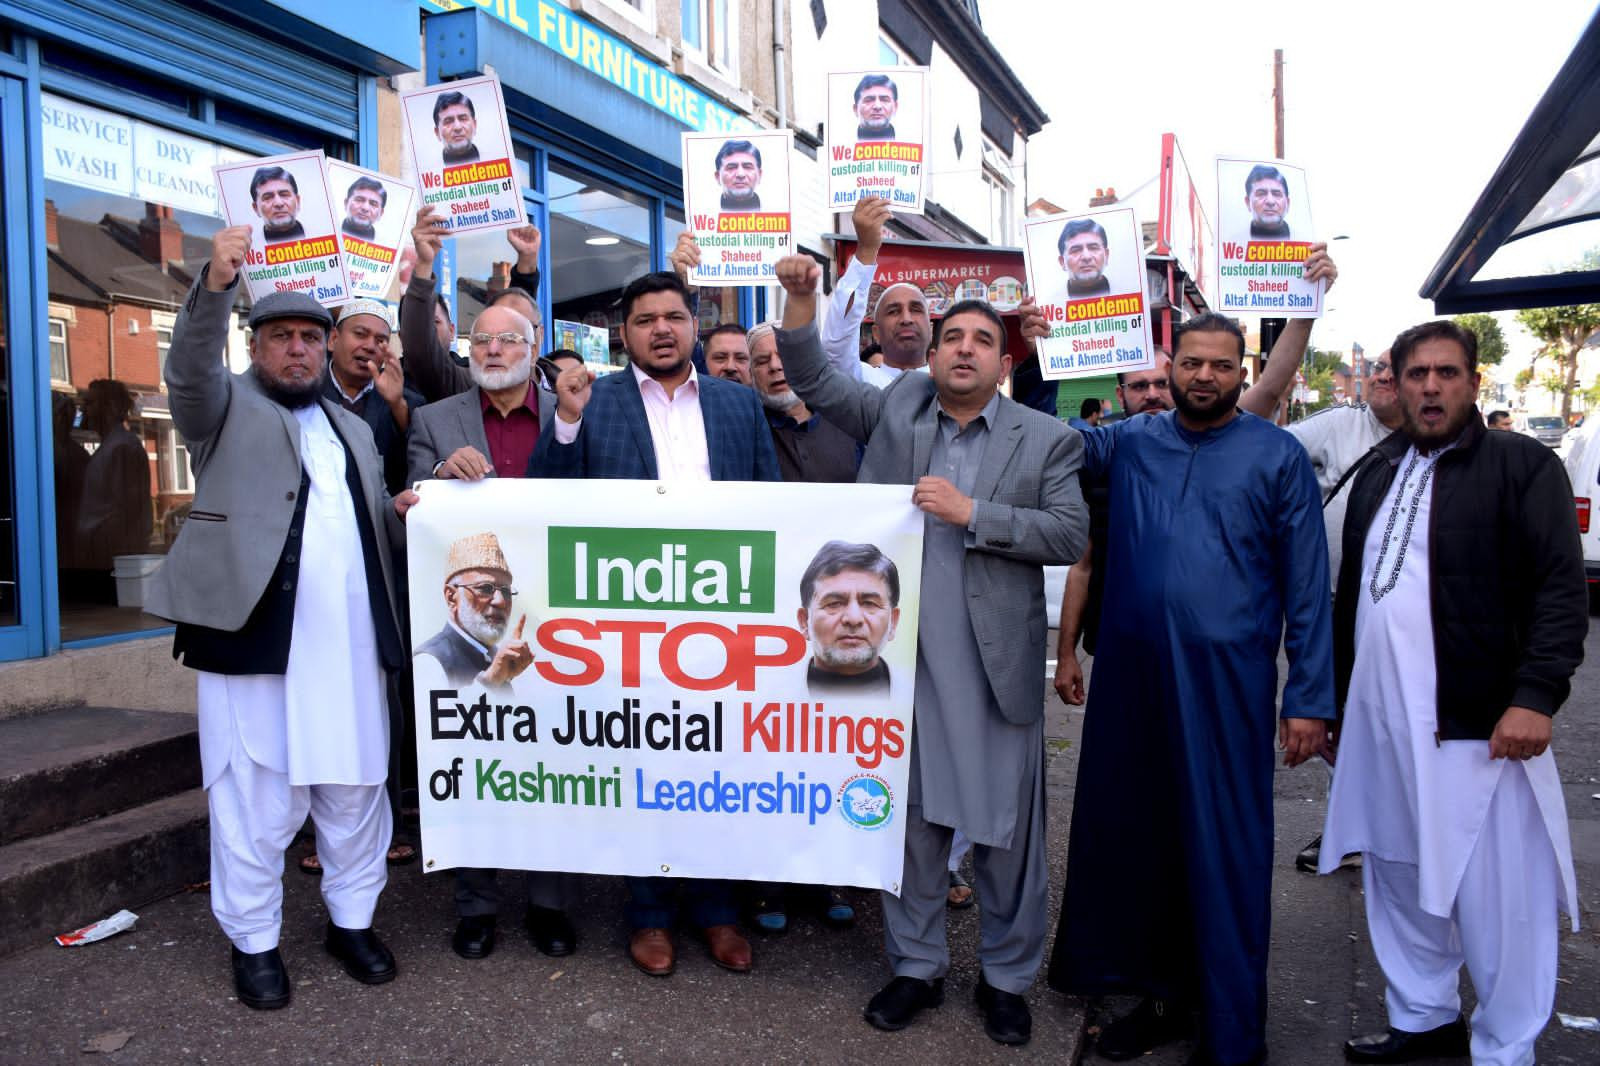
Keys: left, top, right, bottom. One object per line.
{"left": 682, "top": 130, "right": 795, "bottom": 285}
{"left": 826, "top": 68, "right": 929, "bottom": 214}
{"left": 401, "top": 75, "right": 526, "bottom": 237}
{"left": 1214, "top": 157, "right": 1324, "bottom": 316}
{"left": 1021, "top": 206, "right": 1156, "bottom": 380}
{"left": 213, "top": 150, "right": 350, "bottom": 307}
{"left": 327, "top": 160, "right": 415, "bottom": 301}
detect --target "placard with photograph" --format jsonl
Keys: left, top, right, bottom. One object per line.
{"left": 1214, "top": 157, "right": 1323, "bottom": 317}
{"left": 327, "top": 160, "right": 415, "bottom": 301}
{"left": 1021, "top": 206, "right": 1155, "bottom": 381}
{"left": 681, "top": 129, "right": 794, "bottom": 285}
{"left": 401, "top": 75, "right": 525, "bottom": 237}
{"left": 825, "top": 68, "right": 929, "bottom": 214}
{"left": 214, "top": 149, "right": 350, "bottom": 306}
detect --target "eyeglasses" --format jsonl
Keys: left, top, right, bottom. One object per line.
{"left": 1372, "top": 362, "right": 1391, "bottom": 375}
{"left": 450, "top": 581, "right": 516, "bottom": 601}
{"left": 1123, "top": 379, "right": 1170, "bottom": 392}
{"left": 469, "top": 332, "right": 531, "bottom": 348}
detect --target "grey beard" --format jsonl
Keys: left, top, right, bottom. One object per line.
{"left": 254, "top": 365, "right": 325, "bottom": 409}
{"left": 471, "top": 356, "right": 532, "bottom": 391}
{"left": 761, "top": 389, "right": 801, "bottom": 412}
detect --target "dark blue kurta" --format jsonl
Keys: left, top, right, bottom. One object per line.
{"left": 1048, "top": 410, "right": 1335, "bottom": 1066}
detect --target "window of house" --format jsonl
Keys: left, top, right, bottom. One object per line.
{"left": 597, "top": 0, "right": 657, "bottom": 33}
{"left": 49, "top": 318, "right": 70, "bottom": 385}
{"left": 152, "top": 312, "right": 175, "bottom": 381}
{"left": 981, "top": 139, "right": 1016, "bottom": 246}
{"left": 683, "top": 0, "right": 738, "bottom": 75}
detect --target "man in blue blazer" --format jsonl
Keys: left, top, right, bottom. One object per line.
{"left": 528, "top": 275, "right": 779, "bottom": 482}
{"left": 529, "top": 270, "right": 777, "bottom": 976}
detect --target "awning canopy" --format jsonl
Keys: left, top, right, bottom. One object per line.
{"left": 1421, "top": 9, "right": 1600, "bottom": 313}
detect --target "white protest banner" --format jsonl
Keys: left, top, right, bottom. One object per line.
{"left": 1214, "top": 158, "right": 1323, "bottom": 317}
{"left": 401, "top": 75, "right": 525, "bottom": 236}
{"left": 681, "top": 130, "right": 794, "bottom": 285}
{"left": 408, "top": 479, "right": 924, "bottom": 892}
{"left": 214, "top": 150, "right": 350, "bottom": 306}
{"left": 826, "top": 68, "right": 929, "bottom": 214}
{"left": 327, "top": 160, "right": 416, "bottom": 301}
{"left": 1022, "top": 206, "right": 1155, "bottom": 380}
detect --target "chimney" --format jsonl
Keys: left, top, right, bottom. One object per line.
{"left": 45, "top": 198, "right": 60, "bottom": 249}
{"left": 1088, "top": 187, "right": 1118, "bottom": 208}
{"left": 138, "top": 203, "right": 184, "bottom": 270}
{"left": 486, "top": 260, "right": 511, "bottom": 302}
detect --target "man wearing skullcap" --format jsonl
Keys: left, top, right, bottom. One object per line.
{"left": 325, "top": 299, "right": 421, "bottom": 494}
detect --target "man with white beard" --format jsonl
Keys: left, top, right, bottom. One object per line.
{"left": 404, "top": 308, "right": 572, "bottom": 964}
{"left": 412, "top": 532, "right": 533, "bottom": 693}
{"left": 406, "top": 304, "right": 556, "bottom": 485}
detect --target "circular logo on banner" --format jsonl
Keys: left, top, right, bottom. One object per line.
{"left": 837, "top": 774, "right": 894, "bottom": 831}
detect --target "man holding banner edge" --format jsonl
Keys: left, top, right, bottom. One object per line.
{"left": 772, "top": 253, "right": 1087, "bottom": 1046}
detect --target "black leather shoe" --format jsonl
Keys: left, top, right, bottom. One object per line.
{"left": 975, "top": 974, "right": 1031, "bottom": 1045}
{"left": 1097, "top": 997, "right": 1195, "bottom": 1061}
{"left": 452, "top": 915, "right": 497, "bottom": 960}
{"left": 231, "top": 946, "right": 291, "bottom": 1010}
{"left": 863, "top": 976, "right": 944, "bottom": 1031}
{"left": 525, "top": 905, "right": 576, "bottom": 957}
{"left": 324, "top": 923, "right": 397, "bottom": 985}
{"left": 1344, "top": 1015, "right": 1469, "bottom": 1063}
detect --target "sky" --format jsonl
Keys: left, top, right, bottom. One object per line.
{"left": 982, "top": 0, "right": 1600, "bottom": 376}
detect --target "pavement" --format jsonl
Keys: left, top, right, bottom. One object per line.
{"left": 3, "top": 617, "right": 1599, "bottom": 1064}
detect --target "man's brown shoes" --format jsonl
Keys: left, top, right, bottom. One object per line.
{"left": 627, "top": 925, "right": 752, "bottom": 975}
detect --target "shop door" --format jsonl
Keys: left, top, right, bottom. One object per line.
{"left": 0, "top": 76, "right": 45, "bottom": 659}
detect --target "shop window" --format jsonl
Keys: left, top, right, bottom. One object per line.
{"left": 49, "top": 318, "right": 71, "bottom": 386}
{"left": 548, "top": 161, "right": 653, "bottom": 369}
{"left": 41, "top": 92, "right": 255, "bottom": 641}
{"left": 683, "top": 0, "right": 738, "bottom": 76}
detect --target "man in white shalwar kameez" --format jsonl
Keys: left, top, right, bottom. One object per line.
{"left": 1322, "top": 320, "right": 1587, "bottom": 1066}
{"left": 147, "top": 226, "right": 415, "bottom": 1010}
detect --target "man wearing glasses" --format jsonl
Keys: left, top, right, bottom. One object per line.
{"left": 407, "top": 306, "right": 555, "bottom": 485}
{"left": 405, "top": 309, "right": 570, "bottom": 963}
{"left": 400, "top": 205, "right": 544, "bottom": 405}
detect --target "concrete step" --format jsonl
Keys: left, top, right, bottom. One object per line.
{"left": 0, "top": 788, "right": 209, "bottom": 957}
{"left": 0, "top": 706, "right": 200, "bottom": 845}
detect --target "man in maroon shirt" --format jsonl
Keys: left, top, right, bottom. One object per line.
{"left": 404, "top": 303, "right": 567, "bottom": 962}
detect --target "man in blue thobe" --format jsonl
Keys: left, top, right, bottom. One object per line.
{"left": 1037, "top": 310, "right": 1336, "bottom": 1066}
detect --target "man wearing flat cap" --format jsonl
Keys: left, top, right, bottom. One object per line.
{"left": 146, "top": 224, "right": 416, "bottom": 1012}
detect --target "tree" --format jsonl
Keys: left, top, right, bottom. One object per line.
{"left": 1515, "top": 250, "right": 1600, "bottom": 423}
{"left": 1451, "top": 313, "right": 1508, "bottom": 366}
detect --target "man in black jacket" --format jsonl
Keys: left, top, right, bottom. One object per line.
{"left": 1319, "top": 320, "right": 1585, "bottom": 1066}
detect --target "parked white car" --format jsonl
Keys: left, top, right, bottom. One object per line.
{"left": 1562, "top": 421, "right": 1600, "bottom": 610}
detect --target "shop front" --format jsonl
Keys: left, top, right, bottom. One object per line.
{"left": 418, "top": 4, "right": 766, "bottom": 373}
{"left": 0, "top": 0, "right": 416, "bottom": 664}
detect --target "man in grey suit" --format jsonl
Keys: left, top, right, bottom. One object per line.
{"left": 145, "top": 226, "right": 417, "bottom": 1011}
{"left": 405, "top": 303, "right": 575, "bottom": 962}
{"left": 772, "top": 255, "right": 1088, "bottom": 1046}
